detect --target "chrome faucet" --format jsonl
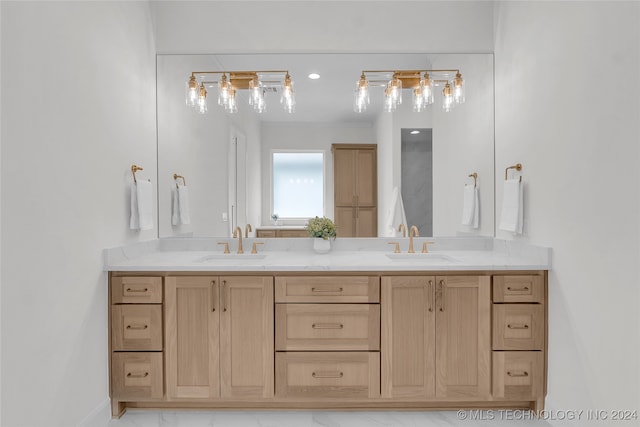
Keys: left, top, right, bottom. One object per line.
{"left": 397, "top": 223, "right": 407, "bottom": 237}
{"left": 245, "top": 223, "right": 252, "bottom": 238}
{"left": 408, "top": 225, "right": 420, "bottom": 254}
{"left": 232, "top": 226, "right": 244, "bottom": 254}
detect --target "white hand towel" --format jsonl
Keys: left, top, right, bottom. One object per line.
{"left": 499, "top": 178, "right": 523, "bottom": 234}
{"left": 386, "top": 186, "right": 408, "bottom": 237}
{"left": 129, "top": 183, "right": 139, "bottom": 230}
{"left": 177, "top": 184, "right": 191, "bottom": 225}
{"left": 171, "top": 187, "right": 179, "bottom": 226}
{"left": 136, "top": 180, "right": 154, "bottom": 231}
{"left": 461, "top": 184, "right": 480, "bottom": 228}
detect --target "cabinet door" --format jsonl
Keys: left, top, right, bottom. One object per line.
{"left": 355, "top": 148, "right": 377, "bottom": 206}
{"left": 355, "top": 206, "right": 377, "bottom": 237}
{"left": 165, "top": 276, "right": 220, "bottom": 400}
{"left": 381, "top": 276, "right": 436, "bottom": 398}
{"left": 335, "top": 206, "right": 355, "bottom": 237}
{"left": 333, "top": 149, "right": 356, "bottom": 206}
{"left": 435, "top": 276, "right": 491, "bottom": 399}
{"left": 220, "top": 276, "right": 274, "bottom": 398}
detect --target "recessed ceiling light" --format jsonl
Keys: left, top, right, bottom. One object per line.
{"left": 308, "top": 73, "right": 320, "bottom": 80}
{"left": 410, "top": 130, "right": 420, "bottom": 135}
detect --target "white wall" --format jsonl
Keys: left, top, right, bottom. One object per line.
{"left": 494, "top": 0, "right": 640, "bottom": 415}
{"left": 0, "top": 2, "right": 157, "bottom": 426}
{"left": 261, "top": 123, "right": 375, "bottom": 224}
{"left": 151, "top": 1, "right": 494, "bottom": 54}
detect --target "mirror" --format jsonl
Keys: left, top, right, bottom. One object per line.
{"left": 157, "top": 53, "right": 494, "bottom": 238}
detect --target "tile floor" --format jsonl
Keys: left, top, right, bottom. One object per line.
{"left": 107, "top": 410, "right": 568, "bottom": 427}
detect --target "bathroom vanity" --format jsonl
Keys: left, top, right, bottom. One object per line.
{"left": 105, "top": 238, "right": 549, "bottom": 418}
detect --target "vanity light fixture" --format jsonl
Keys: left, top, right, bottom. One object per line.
{"left": 308, "top": 73, "right": 320, "bottom": 80}
{"left": 185, "top": 70, "right": 295, "bottom": 114}
{"left": 354, "top": 69, "right": 465, "bottom": 113}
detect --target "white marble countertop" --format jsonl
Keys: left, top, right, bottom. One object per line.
{"left": 104, "top": 237, "right": 551, "bottom": 272}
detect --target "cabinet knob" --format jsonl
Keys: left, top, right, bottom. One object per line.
{"left": 126, "top": 372, "right": 149, "bottom": 378}
{"left": 312, "top": 371, "right": 344, "bottom": 379}
{"left": 507, "top": 286, "right": 529, "bottom": 292}
{"left": 126, "top": 287, "right": 148, "bottom": 293}
{"left": 507, "top": 371, "right": 529, "bottom": 377}
{"left": 126, "top": 324, "right": 148, "bottom": 330}
{"left": 312, "top": 323, "right": 344, "bottom": 329}
{"left": 311, "top": 287, "right": 343, "bottom": 293}
{"left": 507, "top": 324, "right": 529, "bottom": 329}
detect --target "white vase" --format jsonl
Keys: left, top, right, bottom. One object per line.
{"left": 313, "top": 238, "right": 331, "bottom": 254}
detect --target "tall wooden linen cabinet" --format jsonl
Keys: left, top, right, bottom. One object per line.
{"left": 332, "top": 144, "right": 377, "bottom": 237}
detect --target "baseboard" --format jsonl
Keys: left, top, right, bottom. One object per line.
{"left": 76, "top": 398, "right": 111, "bottom": 427}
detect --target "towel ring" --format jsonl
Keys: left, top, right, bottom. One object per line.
{"left": 468, "top": 172, "right": 478, "bottom": 187}
{"left": 505, "top": 163, "right": 522, "bottom": 181}
{"left": 131, "top": 165, "right": 144, "bottom": 183}
{"left": 173, "top": 174, "right": 186, "bottom": 188}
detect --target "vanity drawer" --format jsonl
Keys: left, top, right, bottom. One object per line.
{"left": 276, "top": 304, "right": 380, "bottom": 351}
{"left": 277, "top": 229, "right": 308, "bottom": 238}
{"left": 276, "top": 352, "right": 380, "bottom": 399}
{"left": 493, "top": 275, "right": 543, "bottom": 303}
{"left": 275, "top": 276, "right": 379, "bottom": 303}
{"left": 493, "top": 305, "right": 544, "bottom": 350}
{"left": 112, "top": 276, "right": 163, "bottom": 304}
{"left": 493, "top": 351, "right": 544, "bottom": 400}
{"left": 256, "top": 229, "right": 276, "bottom": 238}
{"left": 111, "top": 305, "right": 163, "bottom": 351}
{"left": 112, "top": 352, "right": 163, "bottom": 400}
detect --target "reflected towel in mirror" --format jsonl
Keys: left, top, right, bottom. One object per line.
{"left": 499, "top": 178, "right": 523, "bottom": 234}
{"left": 386, "top": 186, "right": 408, "bottom": 237}
{"left": 130, "top": 181, "right": 154, "bottom": 231}
{"left": 461, "top": 184, "right": 479, "bottom": 228}
{"left": 172, "top": 183, "right": 191, "bottom": 225}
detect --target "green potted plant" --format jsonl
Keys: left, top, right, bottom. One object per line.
{"left": 305, "top": 216, "right": 336, "bottom": 253}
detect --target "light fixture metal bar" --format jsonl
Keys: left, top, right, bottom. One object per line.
{"left": 361, "top": 69, "right": 460, "bottom": 74}
{"left": 191, "top": 70, "right": 289, "bottom": 76}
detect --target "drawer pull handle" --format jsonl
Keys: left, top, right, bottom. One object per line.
{"left": 507, "top": 324, "right": 529, "bottom": 329}
{"left": 126, "top": 324, "right": 148, "bottom": 330}
{"left": 126, "top": 287, "right": 148, "bottom": 293}
{"left": 507, "top": 286, "right": 529, "bottom": 291}
{"left": 312, "top": 371, "right": 344, "bottom": 379}
{"left": 507, "top": 371, "right": 529, "bottom": 377}
{"left": 311, "top": 287, "right": 343, "bottom": 293}
{"left": 312, "top": 323, "right": 344, "bottom": 329}
{"left": 127, "top": 372, "right": 149, "bottom": 378}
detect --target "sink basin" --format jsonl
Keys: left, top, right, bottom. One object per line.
{"left": 385, "top": 253, "right": 457, "bottom": 263}
{"left": 197, "top": 253, "right": 267, "bottom": 262}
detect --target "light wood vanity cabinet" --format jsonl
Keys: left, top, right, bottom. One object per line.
{"left": 275, "top": 275, "right": 381, "bottom": 399}
{"left": 109, "top": 270, "right": 547, "bottom": 417}
{"left": 491, "top": 273, "right": 547, "bottom": 406}
{"left": 164, "top": 276, "right": 274, "bottom": 400}
{"left": 255, "top": 228, "right": 308, "bottom": 238}
{"left": 381, "top": 275, "right": 491, "bottom": 400}
{"left": 109, "top": 276, "right": 164, "bottom": 417}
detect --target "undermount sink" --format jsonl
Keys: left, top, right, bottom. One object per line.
{"left": 385, "top": 253, "right": 457, "bottom": 263}
{"left": 197, "top": 253, "right": 267, "bottom": 262}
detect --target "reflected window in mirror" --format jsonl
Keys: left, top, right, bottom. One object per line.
{"left": 272, "top": 152, "right": 324, "bottom": 222}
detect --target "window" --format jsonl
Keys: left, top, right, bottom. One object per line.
{"left": 272, "top": 152, "right": 324, "bottom": 220}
